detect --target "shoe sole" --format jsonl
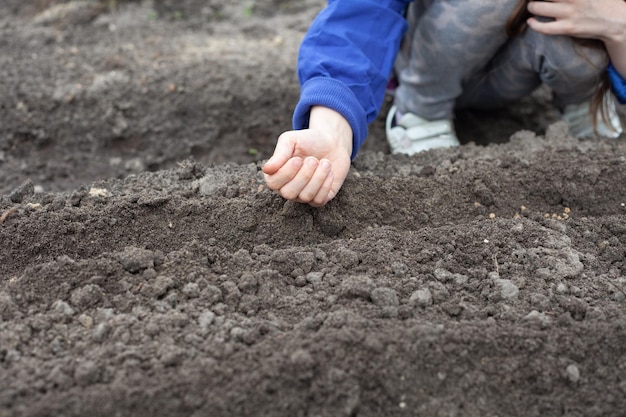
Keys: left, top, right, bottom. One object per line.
{"left": 386, "top": 105, "right": 460, "bottom": 155}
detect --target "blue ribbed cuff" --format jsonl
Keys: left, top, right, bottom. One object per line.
{"left": 293, "top": 77, "right": 368, "bottom": 160}
{"left": 608, "top": 63, "right": 626, "bottom": 105}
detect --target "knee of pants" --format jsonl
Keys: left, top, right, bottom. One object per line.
{"left": 537, "top": 35, "right": 608, "bottom": 86}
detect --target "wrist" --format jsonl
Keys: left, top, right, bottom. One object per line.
{"left": 309, "top": 106, "right": 353, "bottom": 157}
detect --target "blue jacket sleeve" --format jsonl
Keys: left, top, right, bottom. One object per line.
{"left": 607, "top": 63, "right": 626, "bottom": 105}
{"left": 293, "top": 0, "right": 411, "bottom": 159}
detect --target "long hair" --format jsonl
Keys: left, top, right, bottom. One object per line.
{"left": 505, "top": 0, "right": 612, "bottom": 130}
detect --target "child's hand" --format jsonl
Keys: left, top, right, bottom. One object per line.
{"left": 262, "top": 106, "right": 352, "bottom": 207}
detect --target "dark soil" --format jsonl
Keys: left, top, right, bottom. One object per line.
{"left": 1, "top": 1, "right": 626, "bottom": 416}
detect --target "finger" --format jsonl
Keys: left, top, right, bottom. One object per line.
{"left": 263, "top": 157, "right": 303, "bottom": 191}
{"left": 278, "top": 156, "right": 319, "bottom": 200}
{"left": 262, "top": 131, "right": 296, "bottom": 175}
{"left": 526, "top": 16, "right": 573, "bottom": 35}
{"left": 314, "top": 165, "right": 336, "bottom": 207}
{"left": 528, "top": 1, "right": 569, "bottom": 19}
{"left": 297, "top": 158, "right": 332, "bottom": 203}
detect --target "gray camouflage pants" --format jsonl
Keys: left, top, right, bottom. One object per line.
{"left": 394, "top": 0, "right": 609, "bottom": 120}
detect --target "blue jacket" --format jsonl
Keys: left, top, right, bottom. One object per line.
{"left": 294, "top": 1, "right": 626, "bottom": 159}
{"left": 608, "top": 64, "right": 626, "bottom": 105}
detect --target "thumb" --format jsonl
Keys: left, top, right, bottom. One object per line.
{"left": 262, "top": 131, "right": 298, "bottom": 175}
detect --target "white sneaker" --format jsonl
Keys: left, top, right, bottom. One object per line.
{"left": 562, "top": 96, "right": 623, "bottom": 139}
{"left": 385, "top": 105, "right": 460, "bottom": 155}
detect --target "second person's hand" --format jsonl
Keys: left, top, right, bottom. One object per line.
{"left": 527, "top": 0, "right": 626, "bottom": 76}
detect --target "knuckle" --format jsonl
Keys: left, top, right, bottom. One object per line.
{"left": 298, "top": 190, "right": 315, "bottom": 202}
{"left": 264, "top": 177, "right": 279, "bottom": 190}
{"left": 281, "top": 188, "right": 299, "bottom": 201}
{"left": 278, "top": 129, "right": 296, "bottom": 139}
{"left": 277, "top": 130, "right": 297, "bottom": 146}
{"left": 563, "top": 22, "right": 575, "bottom": 34}
{"left": 312, "top": 190, "right": 329, "bottom": 206}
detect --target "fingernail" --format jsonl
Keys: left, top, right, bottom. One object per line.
{"left": 306, "top": 157, "right": 318, "bottom": 167}
{"left": 292, "top": 158, "right": 303, "bottom": 168}
{"left": 320, "top": 159, "right": 331, "bottom": 170}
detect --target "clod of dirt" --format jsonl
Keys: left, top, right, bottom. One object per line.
{"left": 8, "top": 180, "right": 34, "bottom": 204}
